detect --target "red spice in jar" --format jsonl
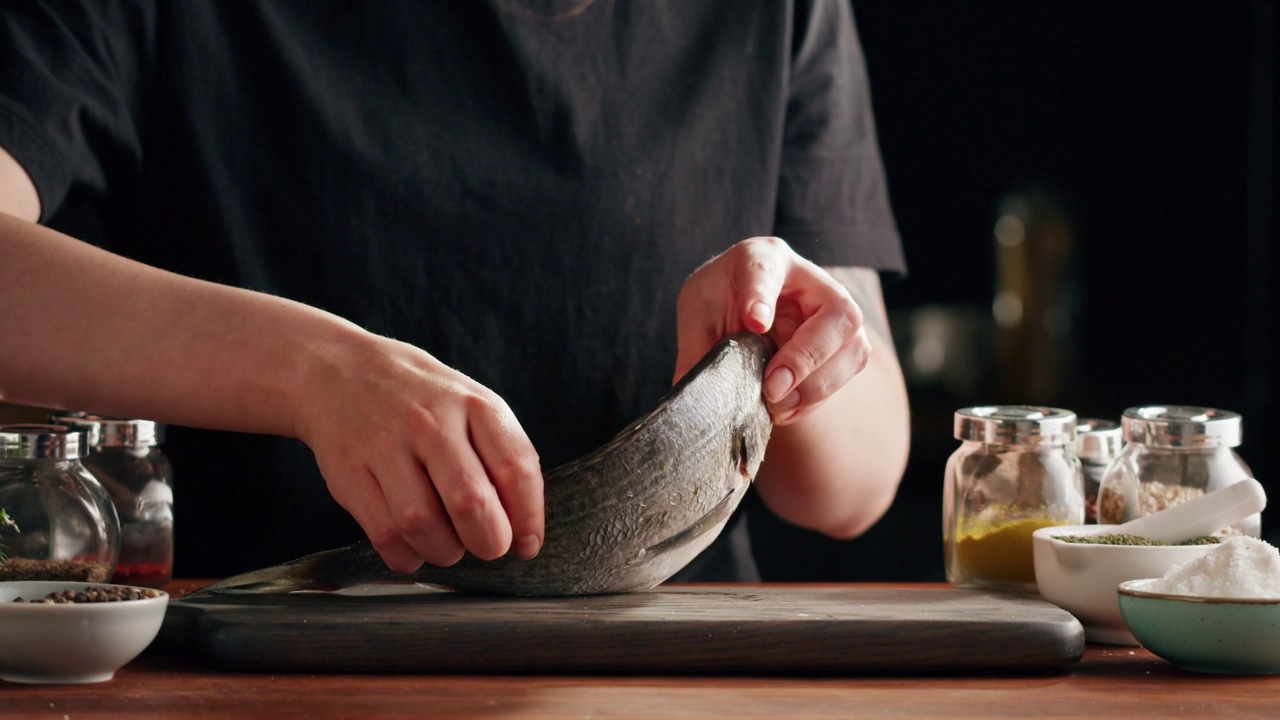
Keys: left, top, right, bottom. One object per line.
{"left": 111, "top": 560, "right": 172, "bottom": 589}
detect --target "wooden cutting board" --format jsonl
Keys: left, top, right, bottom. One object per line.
{"left": 153, "top": 585, "right": 1084, "bottom": 675}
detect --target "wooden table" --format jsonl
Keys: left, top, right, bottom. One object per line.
{"left": 2, "top": 581, "right": 1277, "bottom": 719}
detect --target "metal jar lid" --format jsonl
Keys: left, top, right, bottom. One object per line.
{"left": 1121, "top": 406, "right": 1241, "bottom": 448}
{"left": 0, "top": 423, "right": 90, "bottom": 460}
{"left": 48, "top": 413, "right": 164, "bottom": 449}
{"left": 953, "top": 406, "right": 1077, "bottom": 446}
{"left": 1074, "top": 418, "right": 1123, "bottom": 462}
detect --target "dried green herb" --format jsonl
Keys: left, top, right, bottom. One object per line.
{"left": 1053, "top": 533, "right": 1222, "bottom": 546}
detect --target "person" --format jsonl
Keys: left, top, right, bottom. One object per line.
{"left": 0, "top": 0, "right": 910, "bottom": 582}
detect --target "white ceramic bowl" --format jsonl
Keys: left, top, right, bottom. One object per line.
{"left": 1032, "top": 525, "right": 1219, "bottom": 645}
{"left": 0, "top": 581, "right": 168, "bottom": 684}
{"left": 1119, "top": 578, "right": 1280, "bottom": 674}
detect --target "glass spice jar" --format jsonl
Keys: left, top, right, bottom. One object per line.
{"left": 0, "top": 424, "right": 120, "bottom": 582}
{"left": 1097, "top": 406, "right": 1259, "bottom": 537}
{"left": 943, "top": 406, "right": 1084, "bottom": 592}
{"left": 1074, "top": 419, "right": 1123, "bottom": 524}
{"left": 51, "top": 414, "right": 175, "bottom": 588}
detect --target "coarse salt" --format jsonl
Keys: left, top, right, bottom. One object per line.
{"left": 1146, "top": 536, "right": 1280, "bottom": 598}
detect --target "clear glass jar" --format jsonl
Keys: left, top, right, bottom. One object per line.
{"left": 51, "top": 414, "right": 174, "bottom": 588}
{"left": 943, "top": 406, "right": 1084, "bottom": 592}
{"left": 1074, "top": 419, "right": 1122, "bottom": 524}
{"left": 0, "top": 424, "right": 120, "bottom": 582}
{"left": 1097, "top": 406, "right": 1258, "bottom": 536}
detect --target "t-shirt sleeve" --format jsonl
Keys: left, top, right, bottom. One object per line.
{"left": 774, "top": 0, "right": 907, "bottom": 279}
{"left": 0, "top": 0, "right": 152, "bottom": 224}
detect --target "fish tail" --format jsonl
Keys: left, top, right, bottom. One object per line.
{"left": 185, "top": 543, "right": 383, "bottom": 598}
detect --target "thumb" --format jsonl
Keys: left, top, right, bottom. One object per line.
{"left": 732, "top": 237, "right": 790, "bottom": 334}
{"left": 744, "top": 299, "right": 773, "bottom": 334}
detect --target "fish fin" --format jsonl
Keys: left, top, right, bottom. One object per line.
{"left": 185, "top": 543, "right": 379, "bottom": 598}
{"left": 633, "top": 487, "right": 741, "bottom": 565}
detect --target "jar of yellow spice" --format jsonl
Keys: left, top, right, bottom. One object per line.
{"left": 943, "top": 406, "right": 1084, "bottom": 592}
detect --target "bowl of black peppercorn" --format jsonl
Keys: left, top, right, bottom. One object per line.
{"left": 0, "top": 581, "right": 168, "bottom": 684}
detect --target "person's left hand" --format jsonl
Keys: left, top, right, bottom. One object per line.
{"left": 673, "top": 236, "right": 871, "bottom": 425}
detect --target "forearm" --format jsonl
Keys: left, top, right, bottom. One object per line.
{"left": 0, "top": 210, "right": 549, "bottom": 569}
{"left": 753, "top": 267, "right": 910, "bottom": 539}
{"left": 0, "top": 211, "right": 364, "bottom": 437}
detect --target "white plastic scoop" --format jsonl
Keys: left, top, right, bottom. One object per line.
{"left": 1111, "top": 477, "right": 1267, "bottom": 544}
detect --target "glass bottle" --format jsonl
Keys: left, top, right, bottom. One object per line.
{"left": 0, "top": 424, "right": 120, "bottom": 582}
{"left": 1097, "top": 406, "right": 1258, "bottom": 536}
{"left": 1074, "top": 419, "right": 1122, "bottom": 524}
{"left": 943, "top": 406, "right": 1084, "bottom": 592}
{"left": 51, "top": 414, "right": 175, "bottom": 588}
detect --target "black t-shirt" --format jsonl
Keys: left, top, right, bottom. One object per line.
{"left": 0, "top": 0, "right": 905, "bottom": 580}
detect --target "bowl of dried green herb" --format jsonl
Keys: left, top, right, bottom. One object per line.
{"left": 1032, "top": 524, "right": 1222, "bottom": 645}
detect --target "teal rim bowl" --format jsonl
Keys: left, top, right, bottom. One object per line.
{"left": 1118, "top": 578, "right": 1280, "bottom": 675}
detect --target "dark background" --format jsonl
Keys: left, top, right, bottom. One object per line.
{"left": 2, "top": 1, "right": 1273, "bottom": 584}
{"left": 751, "top": 0, "right": 1279, "bottom": 581}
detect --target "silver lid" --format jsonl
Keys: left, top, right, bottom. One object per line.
{"left": 0, "top": 423, "right": 90, "bottom": 460}
{"left": 1122, "top": 406, "right": 1242, "bottom": 448}
{"left": 954, "top": 406, "right": 1077, "bottom": 446}
{"left": 48, "top": 413, "right": 164, "bottom": 448}
{"left": 1074, "top": 418, "right": 1123, "bottom": 462}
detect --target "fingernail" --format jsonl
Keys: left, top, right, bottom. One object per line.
{"left": 748, "top": 301, "right": 773, "bottom": 331}
{"left": 515, "top": 534, "right": 541, "bottom": 559}
{"left": 774, "top": 390, "right": 800, "bottom": 412}
{"left": 774, "top": 408, "right": 800, "bottom": 425}
{"left": 764, "top": 367, "right": 794, "bottom": 403}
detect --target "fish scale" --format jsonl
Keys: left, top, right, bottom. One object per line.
{"left": 191, "top": 332, "right": 774, "bottom": 597}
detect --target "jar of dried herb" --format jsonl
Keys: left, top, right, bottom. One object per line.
{"left": 51, "top": 414, "right": 175, "bottom": 588}
{"left": 1097, "top": 406, "right": 1258, "bottom": 536}
{"left": 943, "top": 406, "right": 1084, "bottom": 592}
{"left": 0, "top": 424, "right": 120, "bottom": 582}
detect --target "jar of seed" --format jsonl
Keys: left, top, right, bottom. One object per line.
{"left": 1074, "top": 419, "right": 1122, "bottom": 523}
{"left": 943, "top": 406, "right": 1084, "bottom": 592}
{"left": 50, "top": 414, "right": 175, "bottom": 588}
{"left": 0, "top": 424, "right": 120, "bottom": 582}
{"left": 1097, "top": 406, "right": 1258, "bottom": 536}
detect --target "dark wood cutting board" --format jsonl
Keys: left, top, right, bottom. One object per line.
{"left": 153, "top": 585, "right": 1084, "bottom": 675}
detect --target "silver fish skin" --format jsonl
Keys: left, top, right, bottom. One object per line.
{"left": 191, "top": 332, "right": 774, "bottom": 597}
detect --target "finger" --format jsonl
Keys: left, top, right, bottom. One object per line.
{"left": 761, "top": 301, "right": 804, "bottom": 405}
{"left": 327, "top": 465, "right": 432, "bottom": 573}
{"left": 775, "top": 327, "right": 872, "bottom": 425}
{"left": 469, "top": 402, "right": 544, "bottom": 559}
{"left": 765, "top": 299, "right": 867, "bottom": 411}
{"left": 730, "top": 237, "right": 790, "bottom": 334}
{"left": 760, "top": 258, "right": 864, "bottom": 399}
{"left": 379, "top": 452, "right": 469, "bottom": 567}
{"left": 420, "top": 435, "right": 514, "bottom": 562}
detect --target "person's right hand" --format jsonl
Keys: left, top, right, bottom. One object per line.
{"left": 292, "top": 331, "right": 545, "bottom": 573}
{"left": 4, "top": 144, "right": 545, "bottom": 575}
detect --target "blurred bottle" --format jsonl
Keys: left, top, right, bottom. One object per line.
{"left": 991, "top": 190, "right": 1079, "bottom": 403}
